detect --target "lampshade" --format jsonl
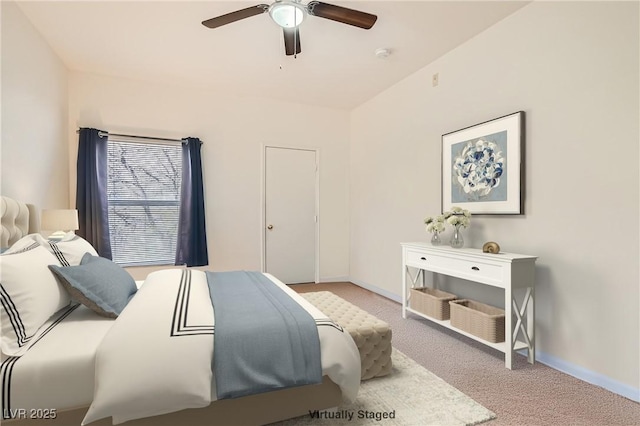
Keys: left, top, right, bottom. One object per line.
{"left": 41, "top": 209, "right": 79, "bottom": 232}
{"left": 269, "top": 1, "right": 306, "bottom": 28}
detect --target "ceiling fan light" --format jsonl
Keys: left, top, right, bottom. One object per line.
{"left": 269, "top": 2, "right": 306, "bottom": 28}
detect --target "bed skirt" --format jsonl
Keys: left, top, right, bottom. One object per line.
{"left": 5, "top": 376, "right": 341, "bottom": 426}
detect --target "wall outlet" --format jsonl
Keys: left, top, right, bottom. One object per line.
{"left": 432, "top": 73, "right": 439, "bottom": 87}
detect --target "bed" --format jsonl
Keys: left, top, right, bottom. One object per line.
{"left": 0, "top": 196, "right": 360, "bottom": 425}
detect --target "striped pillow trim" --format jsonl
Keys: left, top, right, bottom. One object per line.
{"left": 0, "top": 242, "right": 42, "bottom": 347}
{"left": 0, "top": 304, "right": 78, "bottom": 418}
{"left": 0, "top": 284, "right": 29, "bottom": 347}
{"left": 1, "top": 242, "right": 39, "bottom": 255}
{"left": 47, "top": 242, "right": 70, "bottom": 267}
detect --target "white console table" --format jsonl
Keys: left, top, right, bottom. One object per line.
{"left": 401, "top": 242, "right": 537, "bottom": 369}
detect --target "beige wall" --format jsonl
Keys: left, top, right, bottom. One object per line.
{"left": 1, "top": 2, "right": 69, "bottom": 211}
{"left": 67, "top": 72, "right": 351, "bottom": 281}
{"left": 350, "top": 1, "right": 639, "bottom": 395}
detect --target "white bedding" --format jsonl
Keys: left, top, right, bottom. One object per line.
{"left": 1, "top": 281, "right": 145, "bottom": 417}
{"left": 82, "top": 269, "right": 361, "bottom": 425}
{"left": 1, "top": 270, "right": 360, "bottom": 425}
{"left": 1, "top": 304, "right": 115, "bottom": 413}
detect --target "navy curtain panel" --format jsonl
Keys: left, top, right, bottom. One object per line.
{"left": 76, "top": 128, "right": 112, "bottom": 259}
{"left": 176, "top": 137, "right": 208, "bottom": 267}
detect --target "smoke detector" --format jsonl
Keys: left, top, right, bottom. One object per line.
{"left": 374, "top": 48, "right": 391, "bottom": 59}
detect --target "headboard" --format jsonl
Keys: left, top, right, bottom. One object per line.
{"left": 1, "top": 196, "right": 38, "bottom": 248}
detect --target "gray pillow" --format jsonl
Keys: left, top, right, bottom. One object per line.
{"left": 49, "top": 253, "right": 137, "bottom": 318}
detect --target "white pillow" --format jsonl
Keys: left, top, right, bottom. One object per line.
{"left": 0, "top": 245, "right": 71, "bottom": 356}
{"left": 35, "top": 233, "right": 99, "bottom": 266}
{"left": 2, "top": 234, "right": 41, "bottom": 254}
{"left": 4, "top": 233, "right": 98, "bottom": 266}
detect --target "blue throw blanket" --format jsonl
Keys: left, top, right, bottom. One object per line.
{"left": 206, "top": 271, "right": 322, "bottom": 399}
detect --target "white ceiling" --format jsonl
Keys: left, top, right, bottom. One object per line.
{"left": 16, "top": 1, "right": 528, "bottom": 109}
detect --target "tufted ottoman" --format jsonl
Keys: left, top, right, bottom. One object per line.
{"left": 301, "top": 291, "right": 392, "bottom": 380}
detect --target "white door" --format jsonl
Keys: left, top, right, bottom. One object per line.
{"left": 264, "top": 146, "right": 317, "bottom": 284}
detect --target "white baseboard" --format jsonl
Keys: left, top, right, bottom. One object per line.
{"left": 349, "top": 278, "right": 402, "bottom": 303}
{"left": 349, "top": 278, "right": 639, "bottom": 403}
{"left": 534, "top": 350, "right": 639, "bottom": 403}
{"left": 318, "top": 276, "right": 350, "bottom": 283}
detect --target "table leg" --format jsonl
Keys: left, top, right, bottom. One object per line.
{"left": 527, "top": 286, "right": 535, "bottom": 364}
{"left": 402, "top": 265, "right": 407, "bottom": 319}
{"left": 505, "top": 286, "right": 513, "bottom": 369}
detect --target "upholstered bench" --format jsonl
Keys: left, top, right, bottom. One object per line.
{"left": 301, "top": 291, "right": 392, "bottom": 380}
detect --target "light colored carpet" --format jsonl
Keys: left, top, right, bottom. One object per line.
{"left": 293, "top": 283, "right": 640, "bottom": 426}
{"left": 277, "top": 348, "right": 495, "bottom": 426}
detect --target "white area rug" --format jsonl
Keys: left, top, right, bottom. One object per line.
{"left": 278, "top": 348, "right": 496, "bottom": 426}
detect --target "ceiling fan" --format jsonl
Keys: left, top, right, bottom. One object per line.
{"left": 202, "top": 1, "right": 377, "bottom": 56}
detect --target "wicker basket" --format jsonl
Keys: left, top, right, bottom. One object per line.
{"left": 449, "top": 299, "right": 505, "bottom": 343}
{"left": 410, "top": 287, "right": 457, "bottom": 320}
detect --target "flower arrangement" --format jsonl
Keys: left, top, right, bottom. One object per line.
{"left": 424, "top": 215, "right": 446, "bottom": 234}
{"left": 443, "top": 206, "right": 471, "bottom": 228}
{"left": 443, "top": 206, "right": 471, "bottom": 248}
{"left": 424, "top": 207, "right": 471, "bottom": 247}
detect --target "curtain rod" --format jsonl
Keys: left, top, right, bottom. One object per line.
{"left": 76, "top": 129, "right": 186, "bottom": 143}
{"left": 103, "top": 132, "right": 185, "bottom": 143}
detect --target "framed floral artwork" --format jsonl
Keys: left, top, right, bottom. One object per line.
{"left": 441, "top": 111, "right": 524, "bottom": 215}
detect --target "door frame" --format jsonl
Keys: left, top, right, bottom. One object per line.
{"left": 260, "top": 144, "right": 320, "bottom": 283}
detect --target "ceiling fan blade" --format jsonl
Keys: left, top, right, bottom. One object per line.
{"left": 202, "top": 4, "right": 269, "bottom": 29}
{"left": 307, "top": 1, "right": 377, "bottom": 30}
{"left": 283, "top": 27, "right": 302, "bottom": 56}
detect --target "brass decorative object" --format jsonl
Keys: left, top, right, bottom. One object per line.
{"left": 482, "top": 241, "right": 500, "bottom": 254}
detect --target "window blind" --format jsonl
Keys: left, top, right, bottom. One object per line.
{"left": 107, "top": 141, "right": 182, "bottom": 266}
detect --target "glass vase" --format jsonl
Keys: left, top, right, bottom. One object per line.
{"left": 450, "top": 224, "right": 464, "bottom": 248}
{"left": 430, "top": 231, "right": 442, "bottom": 246}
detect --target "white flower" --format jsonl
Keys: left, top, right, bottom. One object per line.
{"left": 425, "top": 207, "right": 470, "bottom": 233}
{"left": 424, "top": 214, "right": 445, "bottom": 233}
{"left": 427, "top": 221, "right": 445, "bottom": 232}
{"left": 443, "top": 207, "right": 471, "bottom": 228}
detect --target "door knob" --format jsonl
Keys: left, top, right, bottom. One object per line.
{"left": 267, "top": 224, "right": 274, "bottom": 230}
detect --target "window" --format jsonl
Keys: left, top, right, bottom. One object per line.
{"left": 107, "top": 140, "right": 182, "bottom": 266}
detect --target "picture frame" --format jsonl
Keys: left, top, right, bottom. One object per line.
{"left": 442, "top": 111, "right": 524, "bottom": 215}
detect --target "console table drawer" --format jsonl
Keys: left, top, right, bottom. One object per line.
{"left": 405, "top": 249, "right": 432, "bottom": 267}
{"left": 405, "top": 249, "right": 503, "bottom": 284}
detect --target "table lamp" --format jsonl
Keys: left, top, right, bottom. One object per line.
{"left": 41, "top": 209, "right": 79, "bottom": 241}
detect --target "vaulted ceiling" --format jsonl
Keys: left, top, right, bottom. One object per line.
{"left": 17, "top": 1, "right": 528, "bottom": 109}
